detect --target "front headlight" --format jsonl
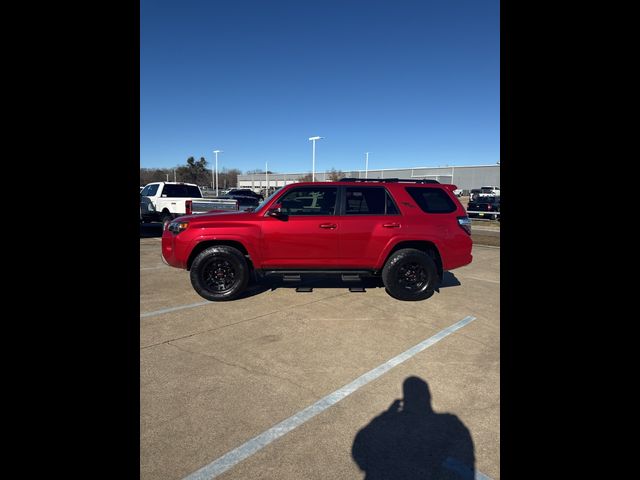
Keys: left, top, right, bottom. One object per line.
{"left": 168, "top": 221, "right": 189, "bottom": 234}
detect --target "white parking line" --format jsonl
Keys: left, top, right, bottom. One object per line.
{"left": 460, "top": 275, "right": 500, "bottom": 284}
{"left": 140, "top": 265, "right": 168, "bottom": 271}
{"left": 472, "top": 244, "right": 500, "bottom": 250}
{"left": 140, "top": 301, "right": 210, "bottom": 318}
{"left": 182, "top": 315, "right": 481, "bottom": 480}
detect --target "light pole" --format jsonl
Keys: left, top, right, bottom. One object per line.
{"left": 308, "top": 136, "right": 323, "bottom": 182}
{"left": 265, "top": 162, "right": 268, "bottom": 193}
{"left": 365, "top": 152, "right": 369, "bottom": 178}
{"left": 213, "top": 150, "right": 222, "bottom": 196}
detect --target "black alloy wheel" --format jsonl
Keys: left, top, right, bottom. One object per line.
{"left": 190, "top": 245, "right": 249, "bottom": 301}
{"left": 382, "top": 248, "right": 438, "bottom": 301}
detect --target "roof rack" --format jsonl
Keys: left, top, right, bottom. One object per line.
{"left": 338, "top": 177, "right": 440, "bottom": 184}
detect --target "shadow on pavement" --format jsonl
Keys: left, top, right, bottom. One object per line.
{"left": 352, "top": 376, "right": 476, "bottom": 479}
{"left": 440, "top": 271, "right": 462, "bottom": 288}
{"left": 140, "top": 223, "right": 163, "bottom": 238}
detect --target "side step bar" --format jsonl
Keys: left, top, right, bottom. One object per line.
{"left": 262, "top": 270, "right": 375, "bottom": 278}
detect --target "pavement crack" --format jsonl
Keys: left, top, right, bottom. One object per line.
{"left": 165, "top": 342, "right": 318, "bottom": 396}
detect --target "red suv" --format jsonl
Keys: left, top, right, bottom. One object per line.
{"left": 162, "top": 179, "right": 472, "bottom": 301}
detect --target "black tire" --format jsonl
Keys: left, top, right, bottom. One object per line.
{"left": 161, "top": 212, "right": 173, "bottom": 230}
{"left": 381, "top": 248, "right": 438, "bottom": 301}
{"left": 190, "top": 246, "right": 249, "bottom": 301}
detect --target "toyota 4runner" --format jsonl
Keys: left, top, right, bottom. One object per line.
{"left": 161, "top": 178, "right": 473, "bottom": 301}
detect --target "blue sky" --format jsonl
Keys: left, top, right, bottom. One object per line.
{"left": 141, "top": 0, "right": 499, "bottom": 173}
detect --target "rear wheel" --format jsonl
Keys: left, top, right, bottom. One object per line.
{"left": 382, "top": 248, "right": 438, "bottom": 301}
{"left": 190, "top": 246, "right": 249, "bottom": 301}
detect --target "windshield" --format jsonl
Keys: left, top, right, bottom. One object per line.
{"left": 253, "top": 188, "right": 283, "bottom": 213}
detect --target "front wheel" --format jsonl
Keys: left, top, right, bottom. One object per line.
{"left": 382, "top": 248, "right": 438, "bottom": 301}
{"left": 161, "top": 212, "right": 174, "bottom": 231}
{"left": 190, "top": 246, "right": 249, "bottom": 301}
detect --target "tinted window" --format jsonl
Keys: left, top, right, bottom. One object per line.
{"left": 142, "top": 184, "right": 159, "bottom": 196}
{"left": 476, "top": 196, "right": 497, "bottom": 204}
{"left": 161, "top": 184, "right": 202, "bottom": 197}
{"left": 345, "top": 187, "right": 398, "bottom": 215}
{"left": 230, "top": 196, "right": 259, "bottom": 207}
{"left": 278, "top": 187, "right": 337, "bottom": 215}
{"left": 406, "top": 187, "right": 456, "bottom": 213}
{"left": 386, "top": 191, "right": 399, "bottom": 214}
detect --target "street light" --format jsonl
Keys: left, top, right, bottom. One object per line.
{"left": 308, "top": 136, "right": 323, "bottom": 182}
{"left": 365, "top": 152, "right": 369, "bottom": 178}
{"left": 213, "top": 150, "right": 222, "bottom": 196}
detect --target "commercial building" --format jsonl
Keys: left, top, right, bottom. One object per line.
{"left": 236, "top": 164, "right": 499, "bottom": 193}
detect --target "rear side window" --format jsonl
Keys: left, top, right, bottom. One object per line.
{"left": 406, "top": 187, "right": 456, "bottom": 213}
{"left": 345, "top": 187, "right": 398, "bottom": 215}
{"left": 161, "top": 184, "right": 202, "bottom": 197}
{"left": 278, "top": 187, "right": 337, "bottom": 215}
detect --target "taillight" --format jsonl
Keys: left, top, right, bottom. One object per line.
{"left": 457, "top": 216, "right": 472, "bottom": 235}
{"left": 186, "top": 200, "right": 192, "bottom": 215}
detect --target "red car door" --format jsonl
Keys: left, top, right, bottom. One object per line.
{"left": 260, "top": 186, "right": 340, "bottom": 268}
{"left": 337, "top": 186, "right": 402, "bottom": 268}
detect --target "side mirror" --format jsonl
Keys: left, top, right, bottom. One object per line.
{"left": 266, "top": 204, "right": 283, "bottom": 217}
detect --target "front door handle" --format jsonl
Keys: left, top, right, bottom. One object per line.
{"left": 319, "top": 223, "right": 337, "bottom": 229}
{"left": 383, "top": 223, "right": 401, "bottom": 228}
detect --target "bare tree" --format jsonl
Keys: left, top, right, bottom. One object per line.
{"left": 327, "top": 168, "right": 345, "bottom": 181}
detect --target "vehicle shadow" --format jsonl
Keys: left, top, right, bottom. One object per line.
{"left": 139, "top": 223, "right": 163, "bottom": 238}
{"left": 352, "top": 376, "right": 476, "bottom": 479}
{"left": 257, "top": 271, "right": 461, "bottom": 294}
{"left": 439, "top": 271, "right": 462, "bottom": 289}
{"left": 258, "top": 275, "right": 385, "bottom": 292}
{"left": 234, "top": 281, "right": 272, "bottom": 300}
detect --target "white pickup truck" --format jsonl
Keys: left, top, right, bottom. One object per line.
{"left": 140, "top": 182, "right": 239, "bottom": 227}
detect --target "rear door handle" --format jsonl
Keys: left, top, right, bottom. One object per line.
{"left": 319, "top": 223, "right": 337, "bottom": 229}
{"left": 383, "top": 223, "right": 401, "bottom": 228}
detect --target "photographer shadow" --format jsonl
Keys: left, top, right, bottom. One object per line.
{"left": 352, "top": 376, "right": 475, "bottom": 479}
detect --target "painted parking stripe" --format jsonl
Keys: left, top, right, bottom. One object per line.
{"left": 459, "top": 275, "right": 500, "bottom": 284}
{"left": 140, "top": 301, "right": 210, "bottom": 318}
{"left": 182, "top": 315, "right": 480, "bottom": 480}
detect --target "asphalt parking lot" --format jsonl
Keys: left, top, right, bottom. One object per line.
{"left": 140, "top": 229, "right": 500, "bottom": 480}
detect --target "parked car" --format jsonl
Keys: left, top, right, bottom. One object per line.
{"left": 140, "top": 182, "right": 239, "bottom": 229}
{"left": 480, "top": 186, "right": 500, "bottom": 196}
{"left": 162, "top": 178, "right": 472, "bottom": 302}
{"left": 217, "top": 194, "right": 260, "bottom": 211}
{"left": 467, "top": 196, "right": 500, "bottom": 220}
{"left": 227, "top": 188, "right": 264, "bottom": 201}
{"left": 453, "top": 189, "right": 463, "bottom": 197}
{"left": 140, "top": 194, "right": 156, "bottom": 223}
